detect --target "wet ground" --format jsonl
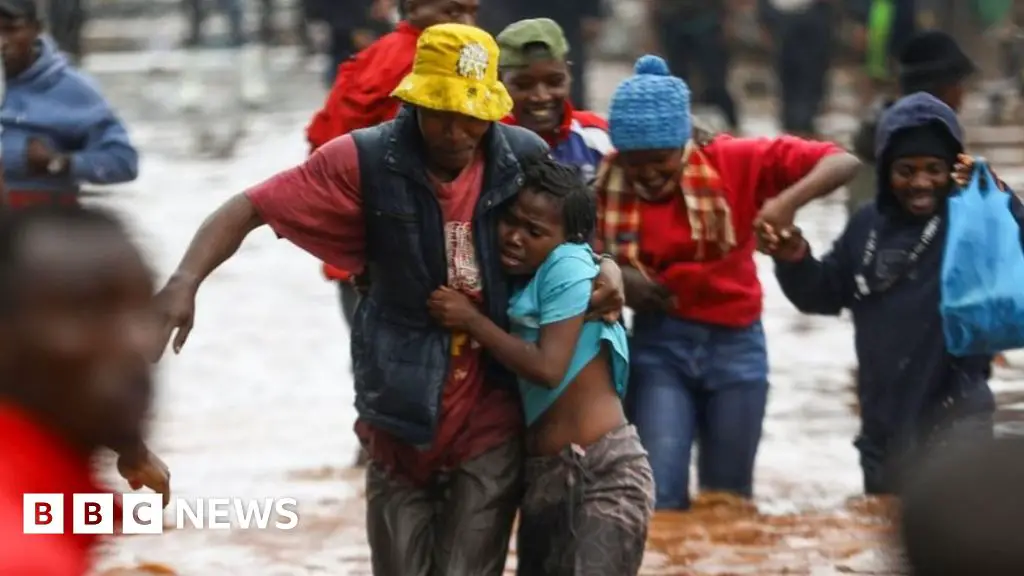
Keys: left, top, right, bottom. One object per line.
{"left": 76, "top": 48, "right": 1024, "bottom": 575}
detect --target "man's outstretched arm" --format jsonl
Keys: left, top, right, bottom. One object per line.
{"left": 153, "top": 136, "right": 366, "bottom": 358}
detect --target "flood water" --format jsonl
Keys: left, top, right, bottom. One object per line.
{"left": 82, "top": 52, "right": 1024, "bottom": 575}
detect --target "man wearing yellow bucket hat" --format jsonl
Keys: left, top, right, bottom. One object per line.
{"left": 152, "top": 23, "right": 625, "bottom": 575}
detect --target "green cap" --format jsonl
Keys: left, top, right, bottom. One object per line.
{"left": 496, "top": 18, "right": 570, "bottom": 68}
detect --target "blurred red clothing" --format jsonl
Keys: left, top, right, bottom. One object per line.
{"left": 306, "top": 21, "right": 421, "bottom": 282}
{"left": 0, "top": 404, "right": 119, "bottom": 575}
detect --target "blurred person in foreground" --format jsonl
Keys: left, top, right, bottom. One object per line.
{"left": 596, "top": 55, "right": 859, "bottom": 510}
{"left": 0, "top": 206, "right": 169, "bottom": 575}
{"left": 764, "top": 93, "right": 1022, "bottom": 495}
{"left": 497, "top": 18, "right": 611, "bottom": 181}
{"left": 0, "top": 0, "right": 138, "bottom": 209}
{"left": 152, "top": 24, "right": 624, "bottom": 574}
{"left": 306, "top": 0, "right": 478, "bottom": 468}
{"left": 651, "top": 0, "right": 738, "bottom": 131}
{"left": 902, "top": 437, "right": 1024, "bottom": 576}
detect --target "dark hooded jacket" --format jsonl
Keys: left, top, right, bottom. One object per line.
{"left": 775, "top": 93, "right": 1024, "bottom": 465}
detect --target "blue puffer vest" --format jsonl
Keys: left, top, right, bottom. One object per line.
{"left": 350, "top": 106, "right": 549, "bottom": 448}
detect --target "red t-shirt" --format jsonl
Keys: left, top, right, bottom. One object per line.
{"left": 245, "top": 136, "right": 522, "bottom": 485}
{"left": 0, "top": 404, "right": 118, "bottom": 575}
{"left": 637, "top": 135, "right": 842, "bottom": 327}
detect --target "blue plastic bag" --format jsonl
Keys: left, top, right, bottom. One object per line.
{"left": 940, "top": 160, "right": 1024, "bottom": 356}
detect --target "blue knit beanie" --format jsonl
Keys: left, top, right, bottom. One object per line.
{"left": 608, "top": 55, "right": 691, "bottom": 151}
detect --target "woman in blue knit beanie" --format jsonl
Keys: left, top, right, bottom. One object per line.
{"left": 594, "top": 54, "right": 861, "bottom": 511}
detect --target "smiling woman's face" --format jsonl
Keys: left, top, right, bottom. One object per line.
{"left": 616, "top": 148, "right": 684, "bottom": 198}
{"left": 502, "top": 57, "right": 571, "bottom": 136}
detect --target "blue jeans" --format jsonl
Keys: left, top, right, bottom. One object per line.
{"left": 628, "top": 314, "right": 769, "bottom": 510}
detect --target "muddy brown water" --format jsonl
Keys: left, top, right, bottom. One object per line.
{"left": 100, "top": 494, "right": 904, "bottom": 576}
{"left": 100, "top": 470, "right": 907, "bottom": 576}
{"left": 102, "top": 386, "right": 1024, "bottom": 576}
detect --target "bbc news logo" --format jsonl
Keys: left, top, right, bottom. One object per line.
{"left": 23, "top": 494, "right": 299, "bottom": 534}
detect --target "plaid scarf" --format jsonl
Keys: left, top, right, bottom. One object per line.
{"left": 595, "top": 139, "right": 736, "bottom": 275}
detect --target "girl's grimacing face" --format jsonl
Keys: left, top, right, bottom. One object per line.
{"left": 498, "top": 189, "right": 566, "bottom": 276}
{"left": 889, "top": 155, "right": 952, "bottom": 217}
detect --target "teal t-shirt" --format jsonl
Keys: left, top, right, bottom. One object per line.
{"left": 508, "top": 243, "right": 630, "bottom": 426}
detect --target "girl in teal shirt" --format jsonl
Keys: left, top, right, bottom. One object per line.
{"left": 428, "top": 157, "right": 654, "bottom": 575}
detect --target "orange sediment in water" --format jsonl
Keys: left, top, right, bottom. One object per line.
{"left": 642, "top": 493, "right": 904, "bottom": 575}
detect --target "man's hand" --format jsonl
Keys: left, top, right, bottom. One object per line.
{"left": 952, "top": 154, "right": 1007, "bottom": 191}
{"left": 117, "top": 446, "right": 171, "bottom": 508}
{"left": 152, "top": 273, "right": 200, "bottom": 361}
{"left": 756, "top": 222, "right": 808, "bottom": 262}
{"left": 622, "top": 266, "right": 674, "bottom": 313}
{"left": 26, "top": 137, "right": 64, "bottom": 176}
{"left": 587, "top": 257, "right": 625, "bottom": 322}
{"left": 427, "top": 286, "right": 481, "bottom": 331}
{"left": 953, "top": 153, "right": 976, "bottom": 188}
{"left": 754, "top": 196, "right": 798, "bottom": 244}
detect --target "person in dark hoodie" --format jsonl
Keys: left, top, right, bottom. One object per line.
{"left": 0, "top": 0, "right": 138, "bottom": 209}
{"left": 764, "top": 92, "right": 1024, "bottom": 494}
{"left": 847, "top": 30, "right": 976, "bottom": 217}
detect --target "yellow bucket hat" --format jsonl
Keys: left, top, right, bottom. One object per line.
{"left": 391, "top": 23, "right": 513, "bottom": 122}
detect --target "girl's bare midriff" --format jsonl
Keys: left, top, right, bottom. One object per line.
{"left": 527, "top": 345, "right": 627, "bottom": 456}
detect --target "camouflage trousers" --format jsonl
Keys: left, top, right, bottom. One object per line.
{"left": 516, "top": 425, "right": 655, "bottom": 576}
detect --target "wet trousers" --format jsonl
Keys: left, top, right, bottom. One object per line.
{"left": 366, "top": 439, "right": 522, "bottom": 576}
{"left": 628, "top": 315, "right": 768, "bottom": 510}
{"left": 517, "top": 425, "right": 655, "bottom": 576}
